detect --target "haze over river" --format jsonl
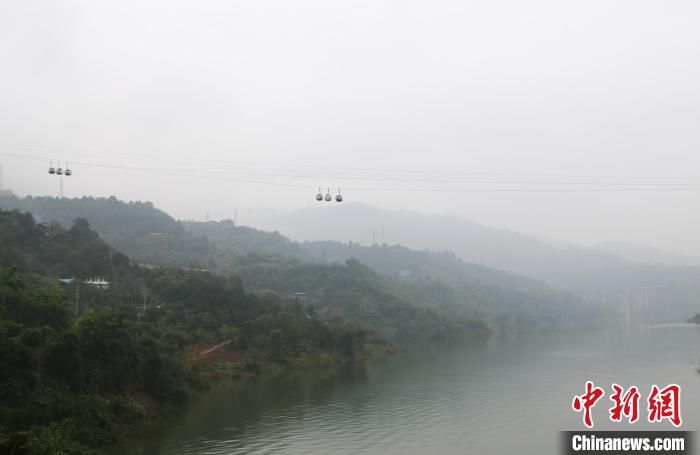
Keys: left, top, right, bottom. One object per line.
{"left": 119, "top": 324, "right": 700, "bottom": 454}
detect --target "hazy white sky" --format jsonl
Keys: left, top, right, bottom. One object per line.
{"left": 1, "top": 0, "right": 699, "bottom": 253}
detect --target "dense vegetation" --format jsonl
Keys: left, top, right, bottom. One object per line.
{"left": 0, "top": 194, "right": 307, "bottom": 268}
{"left": 183, "top": 219, "right": 308, "bottom": 260}
{"left": 0, "top": 194, "right": 607, "bottom": 332}
{"left": 0, "top": 209, "right": 383, "bottom": 454}
{"left": 0, "top": 195, "right": 614, "bottom": 453}
{"left": 238, "top": 258, "right": 489, "bottom": 341}
{"left": 300, "top": 241, "right": 605, "bottom": 330}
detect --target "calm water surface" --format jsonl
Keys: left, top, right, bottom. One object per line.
{"left": 120, "top": 324, "right": 700, "bottom": 454}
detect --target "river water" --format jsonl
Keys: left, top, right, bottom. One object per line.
{"left": 120, "top": 324, "right": 700, "bottom": 454}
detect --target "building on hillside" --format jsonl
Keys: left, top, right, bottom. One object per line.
{"left": 84, "top": 277, "right": 110, "bottom": 289}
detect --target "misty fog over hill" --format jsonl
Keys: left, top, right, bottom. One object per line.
{"left": 5, "top": 193, "right": 699, "bottom": 298}
{"left": 233, "top": 203, "right": 700, "bottom": 291}
{"left": 2, "top": 0, "right": 700, "bottom": 452}
{"left": 0, "top": 192, "right": 611, "bottom": 331}
{"left": 593, "top": 242, "right": 700, "bottom": 267}
{"left": 7, "top": 192, "right": 694, "bottom": 323}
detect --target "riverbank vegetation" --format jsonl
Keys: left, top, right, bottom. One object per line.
{"left": 0, "top": 195, "right": 604, "bottom": 453}
{"left": 0, "top": 194, "right": 605, "bottom": 332}
{"left": 0, "top": 209, "right": 394, "bottom": 453}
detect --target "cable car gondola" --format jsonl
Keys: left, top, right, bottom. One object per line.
{"left": 56, "top": 162, "right": 64, "bottom": 175}
{"left": 48, "top": 161, "right": 56, "bottom": 174}
{"left": 65, "top": 164, "right": 72, "bottom": 176}
{"left": 316, "top": 187, "right": 344, "bottom": 202}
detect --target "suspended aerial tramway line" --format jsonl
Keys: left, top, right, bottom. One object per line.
{"left": 41, "top": 153, "right": 348, "bottom": 203}
{"left": 5, "top": 148, "right": 700, "bottom": 202}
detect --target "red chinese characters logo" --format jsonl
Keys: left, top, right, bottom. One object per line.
{"left": 572, "top": 382, "right": 681, "bottom": 428}
{"left": 648, "top": 384, "right": 682, "bottom": 427}
{"left": 572, "top": 381, "right": 605, "bottom": 428}
{"left": 609, "top": 384, "right": 640, "bottom": 424}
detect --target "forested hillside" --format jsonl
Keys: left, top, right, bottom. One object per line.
{"left": 241, "top": 203, "right": 700, "bottom": 291}
{"left": 237, "top": 258, "right": 489, "bottom": 341}
{"left": 0, "top": 195, "right": 308, "bottom": 268}
{"left": 0, "top": 194, "right": 207, "bottom": 268}
{"left": 300, "top": 241, "right": 601, "bottom": 330}
{"left": 0, "top": 209, "right": 388, "bottom": 453}
{"left": 183, "top": 219, "right": 308, "bottom": 260}
{"left": 303, "top": 241, "right": 542, "bottom": 288}
{"left": 0, "top": 194, "right": 607, "bottom": 332}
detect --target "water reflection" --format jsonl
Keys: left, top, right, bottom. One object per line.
{"left": 117, "top": 324, "right": 700, "bottom": 455}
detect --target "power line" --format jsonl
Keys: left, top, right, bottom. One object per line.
{"left": 3, "top": 141, "right": 700, "bottom": 183}
{"left": 4, "top": 149, "right": 700, "bottom": 193}
{"left": 5, "top": 149, "right": 700, "bottom": 186}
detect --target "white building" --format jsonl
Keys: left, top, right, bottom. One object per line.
{"left": 84, "top": 277, "right": 110, "bottom": 289}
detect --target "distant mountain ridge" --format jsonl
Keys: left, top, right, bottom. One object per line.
{"left": 4, "top": 194, "right": 700, "bottom": 293}
{"left": 0, "top": 193, "right": 606, "bottom": 331}
{"left": 593, "top": 242, "right": 700, "bottom": 267}
{"left": 236, "top": 203, "right": 700, "bottom": 291}
{"left": 0, "top": 194, "right": 308, "bottom": 268}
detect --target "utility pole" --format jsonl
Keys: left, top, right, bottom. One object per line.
{"left": 59, "top": 177, "right": 64, "bottom": 199}
{"left": 74, "top": 281, "right": 80, "bottom": 317}
{"left": 372, "top": 228, "right": 376, "bottom": 246}
{"left": 204, "top": 240, "right": 209, "bottom": 271}
{"left": 142, "top": 286, "right": 147, "bottom": 314}
{"left": 138, "top": 286, "right": 147, "bottom": 322}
